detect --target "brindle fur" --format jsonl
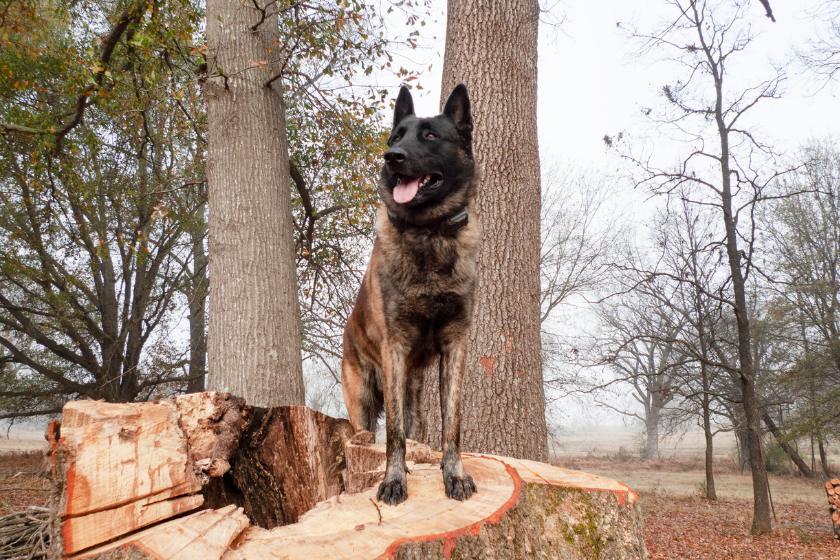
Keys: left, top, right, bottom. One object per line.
{"left": 342, "top": 84, "right": 479, "bottom": 505}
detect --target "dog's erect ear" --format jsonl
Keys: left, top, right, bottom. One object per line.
{"left": 393, "top": 86, "right": 415, "bottom": 129}
{"left": 443, "top": 84, "right": 472, "bottom": 133}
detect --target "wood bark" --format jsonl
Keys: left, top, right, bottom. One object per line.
{"left": 48, "top": 394, "right": 646, "bottom": 560}
{"left": 422, "top": 0, "right": 547, "bottom": 461}
{"left": 187, "top": 203, "right": 209, "bottom": 393}
{"left": 204, "top": 0, "right": 305, "bottom": 406}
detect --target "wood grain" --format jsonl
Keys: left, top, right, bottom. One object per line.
{"left": 60, "top": 400, "right": 200, "bottom": 518}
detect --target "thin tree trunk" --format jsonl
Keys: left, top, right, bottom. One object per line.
{"left": 761, "top": 411, "right": 815, "bottom": 478}
{"left": 689, "top": 223, "right": 716, "bottom": 500}
{"left": 646, "top": 408, "right": 660, "bottom": 460}
{"left": 187, "top": 204, "right": 208, "bottom": 393}
{"left": 702, "top": 407, "right": 717, "bottom": 500}
{"left": 421, "top": 0, "right": 546, "bottom": 461}
{"left": 819, "top": 438, "right": 831, "bottom": 477}
{"left": 684, "top": 0, "right": 772, "bottom": 531}
{"left": 709, "top": 48, "right": 772, "bottom": 535}
{"left": 205, "top": 0, "right": 305, "bottom": 406}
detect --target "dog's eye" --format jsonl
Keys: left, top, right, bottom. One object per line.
{"left": 391, "top": 135, "right": 401, "bottom": 143}
{"left": 425, "top": 132, "right": 437, "bottom": 140}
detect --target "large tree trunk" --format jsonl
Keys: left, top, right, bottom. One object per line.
{"left": 47, "top": 395, "right": 646, "bottom": 560}
{"left": 422, "top": 0, "right": 547, "bottom": 461}
{"left": 204, "top": 0, "right": 305, "bottom": 406}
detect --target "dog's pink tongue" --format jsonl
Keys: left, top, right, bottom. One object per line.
{"left": 393, "top": 177, "right": 420, "bottom": 204}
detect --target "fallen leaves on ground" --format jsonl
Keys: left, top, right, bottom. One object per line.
{"left": 643, "top": 494, "right": 837, "bottom": 560}
{"left": 0, "top": 452, "right": 50, "bottom": 516}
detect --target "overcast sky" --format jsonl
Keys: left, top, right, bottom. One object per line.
{"left": 404, "top": 0, "right": 839, "bottom": 168}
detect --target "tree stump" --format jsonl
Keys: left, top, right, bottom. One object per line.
{"left": 46, "top": 393, "right": 646, "bottom": 559}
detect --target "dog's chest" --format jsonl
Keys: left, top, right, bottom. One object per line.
{"left": 390, "top": 231, "right": 470, "bottom": 286}
{"left": 378, "top": 232, "right": 475, "bottom": 327}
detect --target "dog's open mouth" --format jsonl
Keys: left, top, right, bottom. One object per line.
{"left": 392, "top": 173, "right": 443, "bottom": 204}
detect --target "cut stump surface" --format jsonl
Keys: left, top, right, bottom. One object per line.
{"left": 48, "top": 394, "right": 646, "bottom": 559}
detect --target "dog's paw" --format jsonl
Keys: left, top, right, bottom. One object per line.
{"left": 377, "top": 475, "right": 408, "bottom": 505}
{"left": 444, "top": 472, "right": 477, "bottom": 501}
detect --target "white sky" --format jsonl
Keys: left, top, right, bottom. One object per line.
{"left": 404, "top": 0, "right": 839, "bottom": 167}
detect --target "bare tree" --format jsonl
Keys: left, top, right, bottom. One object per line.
{"left": 539, "top": 162, "right": 628, "bottom": 403}
{"left": 609, "top": 0, "right": 791, "bottom": 533}
{"left": 798, "top": 1, "right": 840, "bottom": 85}
{"left": 663, "top": 198, "right": 726, "bottom": 498}
{"left": 597, "top": 285, "right": 686, "bottom": 460}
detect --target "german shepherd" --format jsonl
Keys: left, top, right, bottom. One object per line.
{"left": 341, "top": 84, "right": 478, "bottom": 505}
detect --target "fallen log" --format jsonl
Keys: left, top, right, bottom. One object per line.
{"left": 45, "top": 393, "right": 646, "bottom": 559}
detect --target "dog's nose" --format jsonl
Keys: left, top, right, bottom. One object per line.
{"left": 383, "top": 147, "right": 406, "bottom": 164}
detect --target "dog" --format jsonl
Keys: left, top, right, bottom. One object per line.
{"left": 341, "top": 84, "right": 479, "bottom": 505}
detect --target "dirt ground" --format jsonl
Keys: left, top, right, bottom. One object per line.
{"left": 556, "top": 455, "right": 838, "bottom": 559}
{"left": 0, "top": 451, "right": 51, "bottom": 517}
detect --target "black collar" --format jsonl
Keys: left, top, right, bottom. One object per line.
{"left": 387, "top": 206, "right": 469, "bottom": 236}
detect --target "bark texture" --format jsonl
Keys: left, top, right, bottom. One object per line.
{"left": 201, "top": 406, "right": 355, "bottom": 529}
{"left": 422, "top": 0, "right": 547, "bottom": 461}
{"left": 205, "top": 0, "right": 305, "bottom": 406}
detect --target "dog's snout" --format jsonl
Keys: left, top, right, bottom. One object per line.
{"left": 384, "top": 147, "right": 407, "bottom": 164}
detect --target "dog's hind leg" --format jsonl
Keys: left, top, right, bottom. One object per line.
{"left": 342, "top": 355, "right": 382, "bottom": 433}
{"left": 439, "top": 337, "right": 476, "bottom": 501}
{"left": 404, "top": 371, "right": 425, "bottom": 442}
{"left": 377, "top": 342, "right": 410, "bottom": 505}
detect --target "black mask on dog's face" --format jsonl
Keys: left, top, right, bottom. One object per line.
{"left": 381, "top": 85, "right": 474, "bottom": 208}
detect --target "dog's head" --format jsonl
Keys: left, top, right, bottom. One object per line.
{"left": 379, "top": 84, "right": 475, "bottom": 223}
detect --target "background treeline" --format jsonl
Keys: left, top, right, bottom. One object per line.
{"left": 543, "top": 1, "right": 840, "bottom": 508}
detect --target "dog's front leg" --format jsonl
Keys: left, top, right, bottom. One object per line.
{"left": 377, "top": 341, "right": 409, "bottom": 505}
{"left": 440, "top": 337, "right": 476, "bottom": 501}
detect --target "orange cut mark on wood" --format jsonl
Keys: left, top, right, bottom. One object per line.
{"left": 478, "top": 356, "right": 497, "bottom": 377}
{"left": 377, "top": 457, "right": 523, "bottom": 560}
